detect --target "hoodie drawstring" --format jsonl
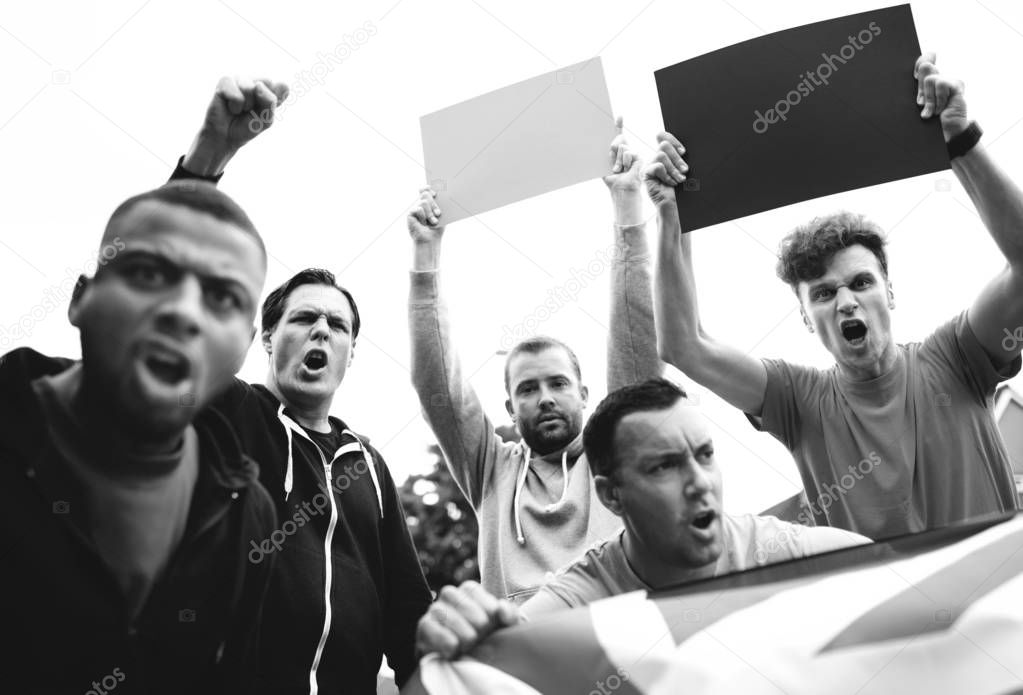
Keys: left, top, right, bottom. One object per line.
{"left": 277, "top": 405, "right": 296, "bottom": 500}
{"left": 513, "top": 446, "right": 571, "bottom": 545}
{"left": 275, "top": 405, "right": 384, "bottom": 517}
{"left": 513, "top": 445, "right": 531, "bottom": 545}
{"left": 340, "top": 430, "right": 384, "bottom": 517}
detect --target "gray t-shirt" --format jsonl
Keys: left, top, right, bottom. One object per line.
{"left": 752, "top": 311, "right": 1020, "bottom": 540}
{"left": 521, "top": 513, "right": 867, "bottom": 618}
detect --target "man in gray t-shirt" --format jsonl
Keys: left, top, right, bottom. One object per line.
{"left": 652, "top": 53, "right": 1022, "bottom": 539}
{"left": 413, "top": 379, "right": 868, "bottom": 658}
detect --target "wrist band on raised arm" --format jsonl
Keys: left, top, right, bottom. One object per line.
{"left": 170, "top": 155, "right": 225, "bottom": 184}
{"left": 947, "top": 121, "right": 982, "bottom": 160}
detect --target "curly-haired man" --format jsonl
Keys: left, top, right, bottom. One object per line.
{"left": 651, "top": 53, "right": 1021, "bottom": 540}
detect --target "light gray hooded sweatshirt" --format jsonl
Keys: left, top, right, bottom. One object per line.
{"left": 409, "top": 223, "right": 660, "bottom": 603}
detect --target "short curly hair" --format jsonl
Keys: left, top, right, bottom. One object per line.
{"left": 776, "top": 212, "right": 888, "bottom": 291}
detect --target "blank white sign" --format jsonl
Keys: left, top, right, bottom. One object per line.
{"left": 420, "top": 57, "right": 617, "bottom": 225}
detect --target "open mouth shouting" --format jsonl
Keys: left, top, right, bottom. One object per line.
{"left": 300, "top": 348, "right": 329, "bottom": 378}
{"left": 688, "top": 508, "right": 718, "bottom": 542}
{"left": 136, "top": 342, "right": 193, "bottom": 402}
{"left": 840, "top": 318, "right": 868, "bottom": 348}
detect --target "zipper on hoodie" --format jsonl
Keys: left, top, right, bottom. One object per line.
{"left": 307, "top": 447, "right": 340, "bottom": 695}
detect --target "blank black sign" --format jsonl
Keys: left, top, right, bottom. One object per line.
{"left": 654, "top": 4, "right": 948, "bottom": 233}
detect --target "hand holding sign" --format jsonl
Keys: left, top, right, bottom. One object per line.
{"left": 643, "top": 132, "right": 689, "bottom": 211}
{"left": 653, "top": 4, "right": 948, "bottom": 232}
{"left": 915, "top": 52, "right": 969, "bottom": 140}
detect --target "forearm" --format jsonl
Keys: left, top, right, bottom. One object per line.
{"left": 654, "top": 205, "right": 704, "bottom": 367}
{"left": 182, "top": 129, "right": 239, "bottom": 178}
{"left": 610, "top": 187, "right": 643, "bottom": 227}
{"left": 408, "top": 265, "right": 494, "bottom": 507}
{"left": 607, "top": 218, "right": 661, "bottom": 390}
{"left": 953, "top": 145, "right": 1023, "bottom": 269}
{"left": 412, "top": 237, "right": 442, "bottom": 271}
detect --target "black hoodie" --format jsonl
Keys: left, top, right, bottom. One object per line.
{"left": 212, "top": 379, "right": 431, "bottom": 694}
{"left": 168, "top": 158, "right": 431, "bottom": 693}
{"left": 0, "top": 347, "right": 278, "bottom": 694}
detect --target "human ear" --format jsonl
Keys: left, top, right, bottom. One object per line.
{"left": 67, "top": 275, "right": 89, "bottom": 327}
{"left": 595, "top": 474, "right": 623, "bottom": 517}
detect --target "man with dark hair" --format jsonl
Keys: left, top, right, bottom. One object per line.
{"left": 408, "top": 118, "right": 665, "bottom": 605}
{"left": 652, "top": 53, "right": 1022, "bottom": 540}
{"left": 262, "top": 268, "right": 361, "bottom": 341}
{"left": 171, "top": 77, "right": 430, "bottom": 694}
{"left": 412, "top": 378, "right": 866, "bottom": 657}
{"left": 0, "top": 180, "right": 278, "bottom": 693}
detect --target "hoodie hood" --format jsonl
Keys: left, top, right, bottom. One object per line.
{"left": 0, "top": 348, "right": 74, "bottom": 462}
{"left": 512, "top": 431, "right": 587, "bottom": 546}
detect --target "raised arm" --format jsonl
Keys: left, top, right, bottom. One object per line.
{"left": 408, "top": 189, "right": 507, "bottom": 509}
{"left": 916, "top": 53, "right": 1023, "bottom": 370}
{"left": 603, "top": 118, "right": 662, "bottom": 392}
{"left": 176, "top": 76, "right": 289, "bottom": 179}
{"left": 647, "top": 133, "right": 768, "bottom": 415}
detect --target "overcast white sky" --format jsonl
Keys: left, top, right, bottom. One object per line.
{"left": 2, "top": 0, "right": 1022, "bottom": 515}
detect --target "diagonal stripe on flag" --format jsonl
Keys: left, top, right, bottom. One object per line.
{"left": 822, "top": 523, "right": 1023, "bottom": 652}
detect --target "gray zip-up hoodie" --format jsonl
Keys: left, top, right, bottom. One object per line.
{"left": 409, "top": 223, "right": 660, "bottom": 603}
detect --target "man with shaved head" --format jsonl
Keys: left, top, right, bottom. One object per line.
{"left": 0, "top": 180, "right": 277, "bottom": 694}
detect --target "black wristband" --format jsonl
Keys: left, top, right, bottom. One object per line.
{"left": 169, "top": 155, "right": 224, "bottom": 185}
{"left": 946, "top": 121, "right": 982, "bottom": 160}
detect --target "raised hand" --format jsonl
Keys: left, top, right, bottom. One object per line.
{"left": 642, "top": 131, "right": 688, "bottom": 210}
{"left": 183, "top": 76, "right": 290, "bottom": 177}
{"left": 201, "top": 76, "right": 290, "bottom": 149}
{"left": 603, "top": 116, "right": 643, "bottom": 194}
{"left": 407, "top": 187, "right": 445, "bottom": 244}
{"left": 915, "top": 52, "right": 969, "bottom": 141}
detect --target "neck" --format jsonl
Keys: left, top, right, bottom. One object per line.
{"left": 837, "top": 339, "right": 899, "bottom": 382}
{"left": 57, "top": 365, "right": 184, "bottom": 457}
{"left": 266, "top": 375, "right": 333, "bottom": 433}
{"left": 621, "top": 529, "right": 717, "bottom": 590}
